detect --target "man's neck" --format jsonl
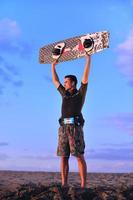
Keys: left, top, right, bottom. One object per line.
{"left": 68, "top": 87, "right": 76, "bottom": 93}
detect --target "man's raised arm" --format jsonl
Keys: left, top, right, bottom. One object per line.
{"left": 82, "top": 55, "right": 91, "bottom": 84}
{"left": 51, "top": 61, "right": 60, "bottom": 88}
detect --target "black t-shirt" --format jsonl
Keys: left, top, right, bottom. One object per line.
{"left": 57, "top": 82, "right": 88, "bottom": 118}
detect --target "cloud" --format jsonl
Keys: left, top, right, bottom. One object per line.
{"left": 10, "top": 152, "right": 133, "bottom": 172}
{"left": 3, "top": 62, "right": 19, "bottom": 76}
{"left": 87, "top": 160, "right": 133, "bottom": 173}
{"left": 0, "top": 18, "right": 32, "bottom": 58}
{"left": 86, "top": 147, "right": 133, "bottom": 161}
{"left": 116, "top": 28, "right": 133, "bottom": 85}
{"left": 0, "top": 142, "right": 9, "bottom": 146}
{"left": 0, "top": 18, "right": 34, "bottom": 97}
{"left": 0, "top": 55, "right": 24, "bottom": 95}
{"left": 43, "top": 75, "right": 52, "bottom": 83}
{"left": 21, "top": 143, "right": 133, "bottom": 164}
{"left": 100, "top": 142, "right": 133, "bottom": 147}
{"left": 102, "top": 113, "right": 133, "bottom": 135}
{"left": 0, "top": 67, "right": 13, "bottom": 83}
{"left": 0, "top": 18, "right": 20, "bottom": 40}
{"left": 13, "top": 80, "right": 23, "bottom": 87}
{"left": 1, "top": 150, "right": 132, "bottom": 172}
{"left": 0, "top": 153, "right": 9, "bottom": 160}
{"left": 21, "top": 153, "right": 57, "bottom": 161}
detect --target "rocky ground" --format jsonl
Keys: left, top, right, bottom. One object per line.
{"left": 0, "top": 171, "right": 133, "bottom": 200}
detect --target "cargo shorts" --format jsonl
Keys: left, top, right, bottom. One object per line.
{"left": 57, "top": 125, "right": 85, "bottom": 157}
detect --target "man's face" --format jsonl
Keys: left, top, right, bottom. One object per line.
{"left": 64, "top": 78, "right": 74, "bottom": 91}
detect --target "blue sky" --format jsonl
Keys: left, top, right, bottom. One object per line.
{"left": 0, "top": 0, "right": 133, "bottom": 172}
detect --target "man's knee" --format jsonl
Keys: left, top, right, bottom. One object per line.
{"left": 76, "top": 154, "right": 85, "bottom": 161}
{"left": 61, "top": 156, "right": 69, "bottom": 162}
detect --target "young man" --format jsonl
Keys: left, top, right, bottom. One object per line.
{"left": 51, "top": 55, "right": 91, "bottom": 188}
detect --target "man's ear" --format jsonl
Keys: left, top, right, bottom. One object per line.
{"left": 72, "top": 81, "right": 75, "bottom": 87}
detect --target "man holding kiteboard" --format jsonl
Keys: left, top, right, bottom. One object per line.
{"left": 51, "top": 54, "right": 91, "bottom": 188}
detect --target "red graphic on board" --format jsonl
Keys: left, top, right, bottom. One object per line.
{"left": 62, "top": 42, "right": 84, "bottom": 55}
{"left": 63, "top": 48, "right": 71, "bottom": 55}
{"left": 78, "top": 42, "right": 84, "bottom": 50}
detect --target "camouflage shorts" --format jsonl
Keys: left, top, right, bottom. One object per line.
{"left": 57, "top": 125, "right": 85, "bottom": 157}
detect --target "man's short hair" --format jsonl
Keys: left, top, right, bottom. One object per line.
{"left": 65, "top": 75, "right": 78, "bottom": 86}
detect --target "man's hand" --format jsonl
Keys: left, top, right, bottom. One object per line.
{"left": 81, "top": 54, "right": 91, "bottom": 84}
{"left": 51, "top": 60, "right": 60, "bottom": 88}
{"left": 85, "top": 54, "right": 91, "bottom": 62}
{"left": 52, "top": 60, "right": 58, "bottom": 67}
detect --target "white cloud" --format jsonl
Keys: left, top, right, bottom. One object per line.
{"left": 0, "top": 18, "right": 32, "bottom": 58}
{"left": 0, "top": 18, "right": 21, "bottom": 40}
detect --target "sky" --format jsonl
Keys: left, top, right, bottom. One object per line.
{"left": 0, "top": 0, "right": 133, "bottom": 173}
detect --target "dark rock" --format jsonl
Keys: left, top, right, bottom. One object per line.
{"left": 0, "top": 183, "right": 133, "bottom": 200}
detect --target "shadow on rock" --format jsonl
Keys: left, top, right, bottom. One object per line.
{"left": 0, "top": 183, "right": 133, "bottom": 200}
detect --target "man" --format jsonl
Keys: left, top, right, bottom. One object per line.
{"left": 51, "top": 54, "right": 91, "bottom": 188}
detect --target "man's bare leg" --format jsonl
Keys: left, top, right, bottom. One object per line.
{"left": 77, "top": 154, "right": 87, "bottom": 188}
{"left": 60, "top": 156, "right": 69, "bottom": 186}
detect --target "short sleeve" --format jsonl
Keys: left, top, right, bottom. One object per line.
{"left": 79, "top": 82, "right": 88, "bottom": 96}
{"left": 57, "top": 84, "right": 66, "bottom": 97}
